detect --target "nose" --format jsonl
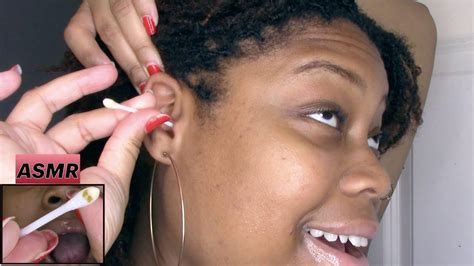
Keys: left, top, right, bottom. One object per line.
{"left": 338, "top": 145, "right": 391, "bottom": 202}
{"left": 42, "top": 186, "right": 80, "bottom": 211}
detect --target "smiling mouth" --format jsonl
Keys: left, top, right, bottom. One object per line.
{"left": 303, "top": 227, "right": 372, "bottom": 266}
{"left": 305, "top": 228, "right": 367, "bottom": 258}
{"left": 40, "top": 218, "right": 95, "bottom": 263}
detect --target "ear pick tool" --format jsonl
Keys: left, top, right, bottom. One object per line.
{"left": 19, "top": 187, "right": 100, "bottom": 237}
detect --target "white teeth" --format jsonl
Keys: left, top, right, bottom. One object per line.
{"left": 323, "top": 232, "right": 338, "bottom": 242}
{"left": 306, "top": 228, "right": 369, "bottom": 247}
{"left": 339, "top": 235, "right": 348, "bottom": 244}
{"left": 349, "top": 235, "right": 361, "bottom": 247}
{"left": 309, "top": 229, "right": 324, "bottom": 238}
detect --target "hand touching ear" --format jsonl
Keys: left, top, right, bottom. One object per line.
{"left": 64, "top": 0, "right": 163, "bottom": 92}
{"left": 0, "top": 64, "right": 171, "bottom": 261}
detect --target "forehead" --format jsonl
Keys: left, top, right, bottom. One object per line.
{"left": 224, "top": 19, "right": 389, "bottom": 100}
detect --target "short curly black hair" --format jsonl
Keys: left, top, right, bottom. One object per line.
{"left": 152, "top": 0, "right": 422, "bottom": 152}
{"left": 61, "top": 0, "right": 423, "bottom": 264}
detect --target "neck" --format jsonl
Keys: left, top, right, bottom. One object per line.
{"left": 129, "top": 179, "right": 158, "bottom": 265}
{"left": 129, "top": 169, "right": 181, "bottom": 265}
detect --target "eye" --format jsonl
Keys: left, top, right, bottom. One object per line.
{"left": 307, "top": 110, "right": 341, "bottom": 128}
{"left": 368, "top": 133, "right": 382, "bottom": 150}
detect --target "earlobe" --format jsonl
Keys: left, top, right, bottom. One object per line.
{"left": 142, "top": 73, "right": 188, "bottom": 165}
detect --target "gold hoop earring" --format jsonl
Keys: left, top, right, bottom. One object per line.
{"left": 150, "top": 153, "right": 186, "bottom": 266}
{"left": 380, "top": 183, "right": 395, "bottom": 201}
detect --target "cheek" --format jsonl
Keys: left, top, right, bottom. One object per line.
{"left": 3, "top": 191, "right": 42, "bottom": 227}
{"left": 182, "top": 120, "right": 340, "bottom": 260}
{"left": 244, "top": 126, "right": 339, "bottom": 227}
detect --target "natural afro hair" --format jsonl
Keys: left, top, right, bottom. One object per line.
{"left": 151, "top": 0, "right": 422, "bottom": 152}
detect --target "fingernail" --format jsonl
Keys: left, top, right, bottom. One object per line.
{"left": 138, "top": 81, "right": 147, "bottom": 94}
{"left": 3, "top": 216, "right": 16, "bottom": 228}
{"left": 10, "top": 64, "right": 22, "bottom": 75}
{"left": 146, "top": 63, "right": 162, "bottom": 76}
{"left": 142, "top": 15, "right": 156, "bottom": 36}
{"left": 74, "top": 210, "right": 84, "bottom": 224}
{"left": 32, "top": 230, "right": 59, "bottom": 263}
{"left": 145, "top": 114, "right": 171, "bottom": 134}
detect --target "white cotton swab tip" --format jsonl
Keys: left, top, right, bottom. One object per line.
{"left": 102, "top": 98, "right": 174, "bottom": 128}
{"left": 19, "top": 187, "right": 100, "bottom": 237}
{"left": 103, "top": 98, "right": 138, "bottom": 113}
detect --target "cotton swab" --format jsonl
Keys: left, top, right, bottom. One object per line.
{"left": 19, "top": 187, "right": 100, "bottom": 237}
{"left": 102, "top": 98, "right": 174, "bottom": 128}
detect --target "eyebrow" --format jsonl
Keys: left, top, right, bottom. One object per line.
{"left": 293, "top": 60, "right": 367, "bottom": 91}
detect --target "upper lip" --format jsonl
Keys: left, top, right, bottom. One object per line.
{"left": 40, "top": 217, "right": 86, "bottom": 235}
{"left": 303, "top": 220, "right": 379, "bottom": 239}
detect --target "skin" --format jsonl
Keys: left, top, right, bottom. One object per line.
{"left": 0, "top": 64, "right": 159, "bottom": 262}
{"left": 356, "top": 0, "right": 436, "bottom": 221}
{"left": 62, "top": 0, "right": 436, "bottom": 263}
{"left": 2, "top": 186, "right": 97, "bottom": 264}
{"left": 3, "top": 186, "right": 79, "bottom": 228}
{"left": 131, "top": 19, "right": 392, "bottom": 265}
{"left": 64, "top": 0, "right": 436, "bottom": 224}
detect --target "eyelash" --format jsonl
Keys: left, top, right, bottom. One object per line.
{"left": 305, "top": 107, "right": 347, "bottom": 131}
{"left": 305, "top": 108, "right": 383, "bottom": 151}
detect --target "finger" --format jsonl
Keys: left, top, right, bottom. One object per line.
{"left": 7, "top": 64, "right": 117, "bottom": 132}
{"left": 4, "top": 229, "right": 58, "bottom": 263}
{"left": 3, "top": 217, "right": 20, "bottom": 258}
{"left": 132, "top": 0, "right": 159, "bottom": 27}
{"left": 110, "top": 0, "right": 164, "bottom": 75}
{"left": 98, "top": 109, "right": 162, "bottom": 188}
{"left": 80, "top": 109, "right": 164, "bottom": 254}
{"left": 87, "top": 0, "right": 148, "bottom": 88}
{"left": 46, "top": 92, "right": 155, "bottom": 153}
{"left": 65, "top": 1, "right": 111, "bottom": 67}
{"left": 0, "top": 64, "right": 22, "bottom": 100}
{"left": 77, "top": 196, "right": 104, "bottom": 262}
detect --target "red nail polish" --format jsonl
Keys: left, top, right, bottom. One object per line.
{"left": 146, "top": 63, "right": 162, "bottom": 76}
{"left": 32, "top": 230, "right": 58, "bottom": 263}
{"left": 142, "top": 15, "right": 156, "bottom": 36}
{"left": 145, "top": 114, "right": 171, "bottom": 134}
{"left": 74, "top": 209, "right": 84, "bottom": 224}
{"left": 138, "top": 82, "right": 147, "bottom": 94}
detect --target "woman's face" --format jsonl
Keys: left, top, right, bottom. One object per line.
{"left": 158, "top": 19, "right": 390, "bottom": 265}
{"left": 3, "top": 186, "right": 95, "bottom": 263}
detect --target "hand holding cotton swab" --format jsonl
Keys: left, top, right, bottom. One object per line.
{"left": 103, "top": 98, "right": 174, "bottom": 127}
{"left": 19, "top": 187, "right": 100, "bottom": 237}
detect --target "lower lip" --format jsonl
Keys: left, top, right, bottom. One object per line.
{"left": 303, "top": 233, "right": 369, "bottom": 266}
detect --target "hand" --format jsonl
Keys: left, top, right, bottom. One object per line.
{"left": 2, "top": 217, "right": 58, "bottom": 263}
{"left": 65, "top": 0, "right": 163, "bottom": 92}
{"left": 0, "top": 64, "right": 166, "bottom": 261}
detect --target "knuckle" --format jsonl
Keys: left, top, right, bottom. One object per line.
{"left": 126, "top": 64, "right": 146, "bottom": 84}
{"left": 97, "top": 23, "right": 121, "bottom": 45}
{"left": 63, "top": 23, "right": 76, "bottom": 41}
{"left": 76, "top": 118, "right": 96, "bottom": 143}
{"left": 110, "top": 0, "right": 134, "bottom": 18}
{"left": 133, "top": 43, "right": 153, "bottom": 60}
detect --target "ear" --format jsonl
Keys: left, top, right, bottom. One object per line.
{"left": 143, "top": 73, "right": 193, "bottom": 165}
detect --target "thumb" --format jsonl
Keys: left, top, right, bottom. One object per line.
{"left": 80, "top": 109, "right": 170, "bottom": 259}
{"left": 3, "top": 217, "right": 58, "bottom": 263}
{"left": 3, "top": 217, "right": 20, "bottom": 258}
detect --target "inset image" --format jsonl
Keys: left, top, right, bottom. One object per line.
{"left": 2, "top": 185, "right": 104, "bottom": 264}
